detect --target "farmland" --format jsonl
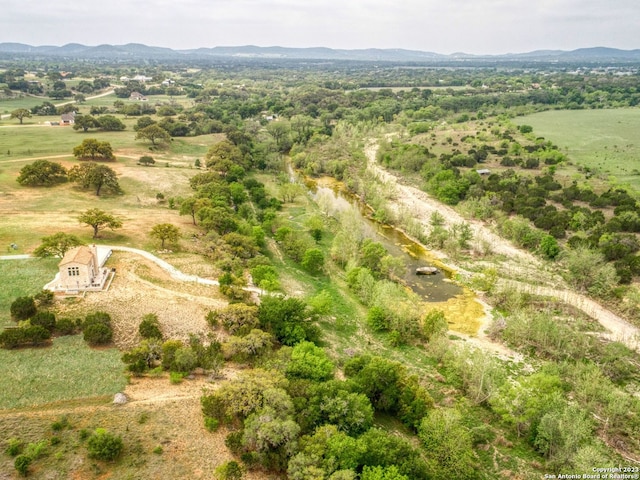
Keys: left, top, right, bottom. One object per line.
{"left": 517, "top": 108, "right": 640, "bottom": 190}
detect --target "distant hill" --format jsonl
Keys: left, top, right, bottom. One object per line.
{"left": 1, "top": 43, "right": 639, "bottom": 63}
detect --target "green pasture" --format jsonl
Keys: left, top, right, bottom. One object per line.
{"left": 0, "top": 95, "right": 55, "bottom": 114}
{"left": 516, "top": 108, "right": 640, "bottom": 191}
{"left": 0, "top": 121, "right": 218, "bottom": 160}
{"left": 0, "top": 335, "right": 126, "bottom": 409}
{"left": 0, "top": 258, "right": 58, "bottom": 327}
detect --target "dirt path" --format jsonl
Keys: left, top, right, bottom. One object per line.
{"left": 106, "top": 245, "right": 265, "bottom": 296}
{"left": 365, "top": 140, "right": 640, "bottom": 353}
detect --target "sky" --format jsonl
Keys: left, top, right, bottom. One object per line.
{"left": 1, "top": 0, "right": 638, "bottom": 55}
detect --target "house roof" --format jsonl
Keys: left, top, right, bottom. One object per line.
{"left": 59, "top": 246, "right": 94, "bottom": 266}
{"left": 61, "top": 113, "right": 75, "bottom": 121}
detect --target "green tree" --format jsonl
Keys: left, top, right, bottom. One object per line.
{"left": 135, "top": 124, "right": 171, "bottom": 145}
{"left": 301, "top": 248, "right": 325, "bottom": 275}
{"left": 17, "top": 160, "right": 68, "bottom": 186}
{"left": 69, "top": 163, "right": 122, "bottom": 196}
{"left": 96, "top": 115, "right": 126, "bottom": 131}
{"left": 360, "top": 466, "right": 409, "bottom": 480}
{"left": 206, "top": 140, "right": 244, "bottom": 173}
{"left": 78, "top": 208, "right": 123, "bottom": 238}
{"left": 86, "top": 428, "right": 123, "bottom": 461}
{"left": 72, "top": 115, "right": 100, "bottom": 132}
{"left": 10, "top": 108, "right": 31, "bottom": 124}
{"left": 34, "top": 232, "right": 84, "bottom": 257}
{"left": 133, "top": 115, "right": 156, "bottom": 131}
{"left": 83, "top": 323, "right": 113, "bottom": 345}
{"left": 138, "top": 155, "right": 155, "bottom": 166}
{"left": 258, "top": 296, "right": 317, "bottom": 346}
{"left": 150, "top": 223, "right": 180, "bottom": 249}
{"left": 286, "top": 341, "right": 334, "bottom": 381}
{"left": 72, "top": 138, "right": 115, "bottom": 160}
{"left": 418, "top": 408, "right": 476, "bottom": 479}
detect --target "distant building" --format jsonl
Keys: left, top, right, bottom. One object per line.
{"left": 60, "top": 112, "right": 75, "bottom": 125}
{"left": 129, "top": 91, "right": 147, "bottom": 101}
{"left": 46, "top": 245, "right": 113, "bottom": 294}
{"left": 133, "top": 75, "right": 153, "bottom": 83}
{"left": 476, "top": 169, "right": 491, "bottom": 175}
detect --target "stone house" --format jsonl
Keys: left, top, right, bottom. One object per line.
{"left": 51, "top": 245, "right": 112, "bottom": 293}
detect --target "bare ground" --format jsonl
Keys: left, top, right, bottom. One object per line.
{"left": 55, "top": 251, "right": 227, "bottom": 349}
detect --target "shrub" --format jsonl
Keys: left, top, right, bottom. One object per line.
{"left": 30, "top": 311, "right": 56, "bottom": 332}
{"left": 14, "top": 454, "right": 31, "bottom": 477}
{"left": 139, "top": 155, "right": 155, "bottom": 166}
{"left": 56, "top": 318, "right": 76, "bottom": 335}
{"left": 10, "top": 296, "right": 36, "bottom": 321}
{"left": 215, "top": 460, "right": 244, "bottom": 480}
{"left": 204, "top": 417, "right": 219, "bottom": 432}
{"left": 5, "top": 438, "right": 23, "bottom": 456}
{"left": 83, "top": 323, "right": 113, "bottom": 346}
{"left": 367, "top": 306, "right": 389, "bottom": 331}
{"left": 152, "top": 445, "right": 163, "bottom": 454}
{"left": 170, "top": 371, "right": 184, "bottom": 384}
{"left": 423, "top": 310, "right": 448, "bottom": 341}
{"left": 0, "top": 326, "right": 51, "bottom": 349}
{"left": 34, "top": 289, "right": 55, "bottom": 307}
{"left": 86, "top": 428, "right": 123, "bottom": 461}
{"left": 139, "top": 313, "right": 163, "bottom": 339}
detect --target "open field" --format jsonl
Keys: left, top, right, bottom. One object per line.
{"left": 0, "top": 258, "right": 58, "bottom": 327}
{"left": 0, "top": 95, "right": 55, "bottom": 114}
{"left": 516, "top": 108, "right": 640, "bottom": 191}
{"left": 0, "top": 335, "right": 126, "bottom": 410}
{"left": 0, "top": 128, "right": 225, "bottom": 252}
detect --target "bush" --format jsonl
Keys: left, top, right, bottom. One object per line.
{"left": 56, "top": 318, "right": 76, "bottom": 335}
{"left": 204, "top": 417, "right": 219, "bottom": 432}
{"left": 83, "top": 323, "right": 113, "bottom": 346}
{"left": 10, "top": 296, "right": 37, "bottom": 321}
{"left": 14, "top": 454, "right": 31, "bottom": 477}
{"left": 0, "top": 326, "right": 51, "bottom": 349}
{"left": 30, "top": 311, "right": 56, "bottom": 332}
{"left": 34, "top": 289, "right": 54, "bottom": 307}
{"left": 139, "top": 313, "right": 163, "bottom": 339}
{"left": 86, "top": 428, "right": 123, "bottom": 461}
{"left": 138, "top": 155, "right": 155, "bottom": 166}
{"left": 5, "top": 438, "right": 23, "bottom": 456}
{"left": 215, "top": 460, "right": 244, "bottom": 480}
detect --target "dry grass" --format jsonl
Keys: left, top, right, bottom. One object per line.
{"left": 55, "top": 252, "right": 228, "bottom": 349}
{"left": 0, "top": 372, "right": 270, "bottom": 480}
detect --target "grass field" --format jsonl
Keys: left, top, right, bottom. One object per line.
{"left": 516, "top": 108, "right": 640, "bottom": 191}
{"left": 0, "top": 95, "right": 55, "bottom": 114}
{"left": 0, "top": 257, "right": 126, "bottom": 410}
{"left": 0, "top": 335, "right": 126, "bottom": 409}
{"left": 0, "top": 258, "right": 58, "bottom": 327}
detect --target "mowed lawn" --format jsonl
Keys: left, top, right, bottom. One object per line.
{"left": 517, "top": 108, "right": 640, "bottom": 190}
{"left": 0, "top": 259, "right": 126, "bottom": 409}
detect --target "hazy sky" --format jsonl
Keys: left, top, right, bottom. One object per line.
{"left": 1, "top": 0, "right": 638, "bottom": 54}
